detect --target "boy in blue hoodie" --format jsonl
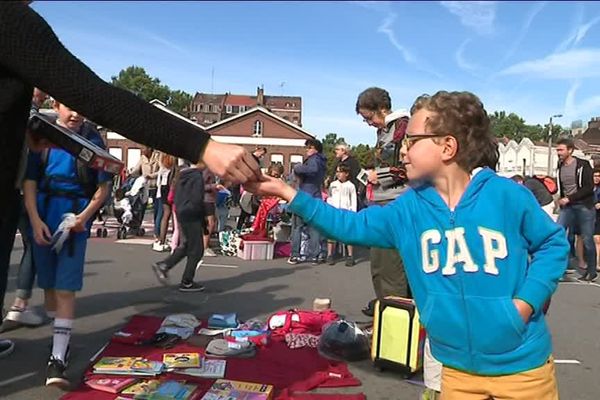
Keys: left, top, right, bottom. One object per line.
{"left": 246, "top": 91, "right": 568, "bottom": 399}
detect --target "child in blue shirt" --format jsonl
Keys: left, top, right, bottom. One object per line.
{"left": 24, "top": 101, "right": 111, "bottom": 388}
{"left": 246, "top": 91, "right": 568, "bottom": 399}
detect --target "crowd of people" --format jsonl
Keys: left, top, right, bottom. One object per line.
{"left": 0, "top": 2, "right": 596, "bottom": 399}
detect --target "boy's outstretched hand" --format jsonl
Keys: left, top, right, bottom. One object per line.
{"left": 513, "top": 298, "right": 533, "bottom": 323}
{"left": 202, "top": 140, "right": 262, "bottom": 184}
{"left": 243, "top": 175, "right": 297, "bottom": 202}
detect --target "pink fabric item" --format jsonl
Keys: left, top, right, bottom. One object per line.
{"left": 170, "top": 210, "right": 179, "bottom": 253}
{"left": 275, "top": 242, "right": 292, "bottom": 258}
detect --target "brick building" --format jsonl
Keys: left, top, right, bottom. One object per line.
{"left": 207, "top": 106, "right": 313, "bottom": 173}
{"left": 104, "top": 100, "right": 312, "bottom": 173}
{"left": 190, "top": 87, "right": 302, "bottom": 127}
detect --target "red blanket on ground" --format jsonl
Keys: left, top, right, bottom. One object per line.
{"left": 61, "top": 315, "right": 363, "bottom": 400}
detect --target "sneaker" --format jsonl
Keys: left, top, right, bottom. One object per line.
{"left": 152, "top": 242, "right": 164, "bottom": 252}
{"left": 204, "top": 248, "right": 217, "bottom": 257}
{"left": 361, "top": 299, "right": 377, "bottom": 317}
{"left": 178, "top": 282, "right": 206, "bottom": 292}
{"left": 151, "top": 262, "right": 170, "bottom": 286}
{"left": 4, "top": 307, "right": 45, "bottom": 326}
{"left": 0, "top": 339, "right": 14, "bottom": 359}
{"left": 287, "top": 257, "right": 300, "bottom": 265}
{"left": 345, "top": 256, "right": 355, "bottom": 267}
{"left": 578, "top": 273, "right": 599, "bottom": 283}
{"left": 326, "top": 255, "right": 335, "bottom": 265}
{"left": 46, "top": 356, "right": 69, "bottom": 389}
{"left": 309, "top": 258, "right": 322, "bottom": 266}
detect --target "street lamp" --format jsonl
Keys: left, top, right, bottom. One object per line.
{"left": 547, "top": 114, "right": 563, "bottom": 176}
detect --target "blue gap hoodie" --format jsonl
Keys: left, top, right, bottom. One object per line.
{"left": 288, "top": 168, "right": 568, "bottom": 375}
{"left": 293, "top": 152, "right": 327, "bottom": 198}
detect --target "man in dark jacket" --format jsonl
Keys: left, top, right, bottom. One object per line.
{"left": 556, "top": 137, "right": 597, "bottom": 282}
{"left": 288, "top": 139, "right": 327, "bottom": 264}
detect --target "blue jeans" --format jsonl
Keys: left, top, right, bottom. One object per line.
{"left": 558, "top": 204, "right": 597, "bottom": 277}
{"left": 291, "top": 214, "right": 321, "bottom": 260}
{"left": 153, "top": 193, "right": 163, "bottom": 238}
{"left": 16, "top": 195, "right": 35, "bottom": 300}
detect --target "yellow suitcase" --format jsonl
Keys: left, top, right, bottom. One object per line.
{"left": 371, "top": 297, "right": 425, "bottom": 376}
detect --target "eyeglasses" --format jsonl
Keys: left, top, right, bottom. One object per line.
{"left": 402, "top": 133, "right": 449, "bottom": 150}
{"left": 362, "top": 113, "right": 376, "bottom": 123}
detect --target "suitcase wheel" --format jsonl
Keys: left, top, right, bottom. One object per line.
{"left": 102, "top": 228, "right": 108, "bottom": 238}
{"left": 96, "top": 228, "right": 102, "bottom": 237}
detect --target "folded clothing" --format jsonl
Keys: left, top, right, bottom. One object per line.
{"left": 208, "top": 313, "right": 239, "bottom": 329}
{"left": 205, "top": 339, "right": 256, "bottom": 358}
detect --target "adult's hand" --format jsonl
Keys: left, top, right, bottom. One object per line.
{"left": 202, "top": 139, "right": 262, "bottom": 184}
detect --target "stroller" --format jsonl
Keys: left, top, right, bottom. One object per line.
{"left": 113, "top": 175, "right": 149, "bottom": 239}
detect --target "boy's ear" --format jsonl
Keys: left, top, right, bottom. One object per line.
{"left": 440, "top": 135, "right": 459, "bottom": 161}
{"left": 52, "top": 99, "right": 60, "bottom": 111}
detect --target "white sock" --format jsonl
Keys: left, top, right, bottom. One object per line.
{"left": 47, "top": 311, "right": 56, "bottom": 319}
{"left": 52, "top": 318, "right": 73, "bottom": 362}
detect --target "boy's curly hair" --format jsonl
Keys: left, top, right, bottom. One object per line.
{"left": 410, "top": 91, "right": 498, "bottom": 171}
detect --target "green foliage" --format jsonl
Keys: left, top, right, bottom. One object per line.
{"left": 490, "top": 111, "right": 564, "bottom": 142}
{"left": 111, "top": 66, "right": 192, "bottom": 116}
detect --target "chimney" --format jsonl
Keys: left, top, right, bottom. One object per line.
{"left": 257, "top": 86, "right": 264, "bottom": 106}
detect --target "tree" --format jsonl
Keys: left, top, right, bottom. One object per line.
{"left": 489, "top": 111, "right": 564, "bottom": 143}
{"left": 167, "top": 90, "right": 193, "bottom": 117}
{"left": 111, "top": 66, "right": 171, "bottom": 102}
{"left": 111, "top": 66, "right": 192, "bottom": 116}
{"left": 321, "top": 133, "right": 347, "bottom": 176}
{"left": 351, "top": 143, "right": 374, "bottom": 168}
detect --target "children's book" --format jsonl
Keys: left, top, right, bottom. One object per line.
{"left": 163, "top": 353, "right": 201, "bottom": 369}
{"left": 173, "top": 359, "right": 226, "bottom": 379}
{"left": 145, "top": 380, "right": 197, "bottom": 400}
{"left": 121, "top": 379, "right": 161, "bottom": 397}
{"left": 85, "top": 377, "right": 137, "bottom": 393}
{"left": 93, "top": 357, "right": 163, "bottom": 376}
{"left": 200, "top": 379, "right": 273, "bottom": 400}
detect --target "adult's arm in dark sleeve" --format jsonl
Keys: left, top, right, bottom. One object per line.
{"left": 0, "top": 3, "right": 207, "bottom": 163}
{"left": 568, "top": 162, "right": 594, "bottom": 203}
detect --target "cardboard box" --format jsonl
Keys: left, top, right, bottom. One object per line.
{"left": 237, "top": 240, "right": 274, "bottom": 260}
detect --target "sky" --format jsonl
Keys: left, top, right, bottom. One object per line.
{"left": 32, "top": 1, "right": 600, "bottom": 146}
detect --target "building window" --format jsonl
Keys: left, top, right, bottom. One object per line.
{"left": 109, "top": 147, "right": 123, "bottom": 161}
{"left": 285, "top": 102, "right": 291, "bottom": 108}
{"left": 253, "top": 120, "right": 263, "bottom": 136}
{"left": 292, "top": 117, "right": 299, "bottom": 124}
{"left": 226, "top": 105, "right": 232, "bottom": 113}
{"left": 203, "top": 104, "right": 210, "bottom": 112}
{"left": 271, "top": 154, "right": 284, "bottom": 165}
{"left": 239, "top": 106, "right": 246, "bottom": 112}
{"left": 232, "top": 105, "right": 240, "bottom": 113}
{"left": 208, "top": 104, "right": 215, "bottom": 113}
{"left": 290, "top": 154, "right": 303, "bottom": 173}
{"left": 127, "top": 148, "right": 142, "bottom": 171}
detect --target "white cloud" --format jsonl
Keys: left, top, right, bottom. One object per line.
{"left": 563, "top": 80, "right": 600, "bottom": 120}
{"left": 440, "top": 1, "right": 497, "bottom": 35}
{"left": 560, "top": 16, "right": 600, "bottom": 51}
{"left": 377, "top": 14, "right": 417, "bottom": 64}
{"left": 500, "top": 48, "right": 600, "bottom": 79}
{"left": 377, "top": 14, "right": 443, "bottom": 78}
{"left": 501, "top": 2, "right": 546, "bottom": 64}
{"left": 455, "top": 39, "right": 479, "bottom": 71}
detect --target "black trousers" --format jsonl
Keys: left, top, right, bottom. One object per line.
{"left": 0, "top": 190, "right": 20, "bottom": 311}
{"left": 161, "top": 220, "right": 205, "bottom": 284}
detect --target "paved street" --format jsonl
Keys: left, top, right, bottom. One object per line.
{"left": 1, "top": 229, "right": 599, "bottom": 399}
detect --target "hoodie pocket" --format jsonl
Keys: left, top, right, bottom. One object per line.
{"left": 420, "top": 294, "right": 469, "bottom": 351}
{"left": 466, "top": 297, "right": 526, "bottom": 355}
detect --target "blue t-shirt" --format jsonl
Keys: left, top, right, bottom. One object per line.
{"left": 25, "top": 122, "right": 112, "bottom": 198}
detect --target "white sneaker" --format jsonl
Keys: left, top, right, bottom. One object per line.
{"left": 153, "top": 242, "right": 170, "bottom": 252}
{"left": 204, "top": 248, "right": 217, "bottom": 257}
{"left": 4, "top": 308, "right": 45, "bottom": 326}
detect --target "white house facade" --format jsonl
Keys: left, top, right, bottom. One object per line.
{"left": 497, "top": 138, "right": 590, "bottom": 178}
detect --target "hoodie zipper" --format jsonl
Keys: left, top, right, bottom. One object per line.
{"left": 449, "top": 209, "right": 475, "bottom": 369}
